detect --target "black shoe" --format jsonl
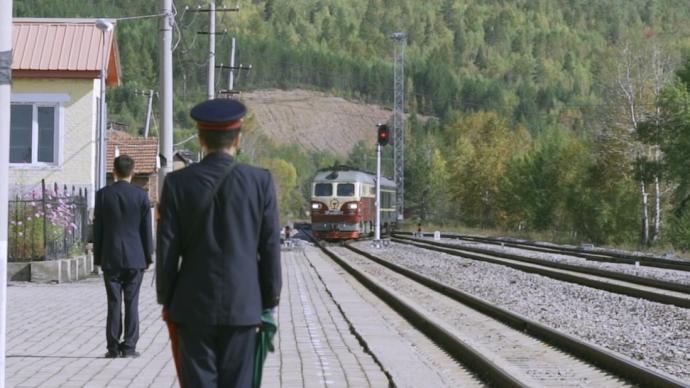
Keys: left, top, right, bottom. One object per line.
{"left": 120, "top": 350, "right": 140, "bottom": 358}
{"left": 105, "top": 350, "right": 119, "bottom": 358}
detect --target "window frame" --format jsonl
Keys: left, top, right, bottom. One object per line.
{"left": 337, "top": 182, "right": 356, "bottom": 197}
{"left": 10, "top": 93, "right": 68, "bottom": 169}
{"left": 314, "top": 183, "right": 333, "bottom": 197}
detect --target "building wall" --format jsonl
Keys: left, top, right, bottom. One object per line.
{"left": 9, "top": 78, "right": 98, "bottom": 203}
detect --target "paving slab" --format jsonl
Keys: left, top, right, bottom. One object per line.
{"left": 298, "top": 244, "right": 482, "bottom": 388}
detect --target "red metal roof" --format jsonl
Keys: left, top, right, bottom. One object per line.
{"left": 106, "top": 131, "right": 158, "bottom": 175}
{"left": 12, "top": 18, "right": 121, "bottom": 86}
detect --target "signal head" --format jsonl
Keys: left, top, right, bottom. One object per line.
{"left": 377, "top": 124, "right": 390, "bottom": 146}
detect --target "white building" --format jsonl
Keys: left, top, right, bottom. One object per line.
{"left": 9, "top": 18, "right": 121, "bottom": 206}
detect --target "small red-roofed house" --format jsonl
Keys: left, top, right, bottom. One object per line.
{"left": 106, "top": 130, "right": 159, "bottom": 204}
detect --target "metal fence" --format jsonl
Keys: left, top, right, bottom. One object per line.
{"left": 8, "top": 180, "right": 89, "bottom": 262}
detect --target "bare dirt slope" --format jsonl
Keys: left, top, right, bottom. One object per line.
{"left": 242, "top": 89, "right": 393, "bottom": 157}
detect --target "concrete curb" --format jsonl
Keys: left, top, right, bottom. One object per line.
{"left": 7, "top": 254, "right": 94, "bottom": 283}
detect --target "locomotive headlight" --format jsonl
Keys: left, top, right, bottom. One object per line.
{"left": 347, "top": 203, "right": 358, "bottom": 210}
{"left": 311, "top": 203, "right": 321, "bottom": 210}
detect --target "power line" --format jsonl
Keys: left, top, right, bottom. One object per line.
{"left": 115, "top": 12, "right": 169, "bottom": 21}
{"left": 174, "top": 133, "right": 198, "bottom": 147}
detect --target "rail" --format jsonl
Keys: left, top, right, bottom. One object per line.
{"left": 392, "top": 234, "right": 690, "bottom": 308}
{"left": 421, "top": 231, "right": 690, "bottom": 272}
{"left": 341, "top": 241, "right": 688, "bottom": 387}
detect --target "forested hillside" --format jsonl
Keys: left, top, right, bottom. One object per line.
{"left": 14, "top": 1, "right": 690, "bottom": 249}
{"left": 16, "top": 1, "right": 690, "bottom": 130}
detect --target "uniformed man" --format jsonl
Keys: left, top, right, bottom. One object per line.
{"left": 156, "top": 98, "right": 282, "bottom": 388}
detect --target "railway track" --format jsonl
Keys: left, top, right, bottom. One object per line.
{"left": 391, "top": 234, "right": 690, "bottom": 308}
{"left": 305, "top": 233, "right": 688, "bottom": 387}
{"left": 412, "top": 232, "right": 690, "bottom": 272}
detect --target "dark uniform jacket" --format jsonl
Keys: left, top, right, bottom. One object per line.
{"left": 156, "top": 152, "right": 282, "bottom": 326}
{"left": 94, "top": 181, "right": 153, "bottom": 270}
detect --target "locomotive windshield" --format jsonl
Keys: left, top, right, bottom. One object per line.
{"left": 337, "top": 183, "right": 355, "bottom": 197}
{"left": 314, "top": 183, "right": 333, "bottom": 196}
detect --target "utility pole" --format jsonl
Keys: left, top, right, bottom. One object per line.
{"left": 207, "top": 1, "right": 215, "bottom": 99}
{"left": 96, "top": 19, "right": 113, "bottom": 194}
{"left": 135, "top": 89, "right": 158, "bottom": 138}
{"left": 391, "top": 32, "right": 406, "bottom": 222}
{"left": 144, "top": 90, "right": 155, "bottom": 138}
{"left": 228, "top": 37, "right": 236, "bottom": 90}
{"left": 189, "top": 2, "right": 239, "bottom": 99}
{"left": 218, "top": 36, "right": 253, "bottom": 95}
{"left": 216, "top": 62, "right": 251, "bottom": 97}
{"left": 0, "top": 1, "right": 13, "bottom": 385}
{"left": 159, "top": 0, "right": 173, "bottom": 191}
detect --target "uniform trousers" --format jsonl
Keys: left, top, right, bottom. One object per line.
{"left": 103, "top": 269, "right": 144, "bottom": 353}
{"left": 176, "top": 323, "right": 257, "bottom": 388}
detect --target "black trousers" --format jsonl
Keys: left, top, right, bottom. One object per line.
{"left": 176, "top": 324, "right": 256, "bottom": 388}
{"left": 103, "top": 269, "right": 144, "bottom": 353}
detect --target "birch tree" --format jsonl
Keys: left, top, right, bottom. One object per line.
{"left": 606, "top": 34, "right": 675, "bottom": 245}
{"left": 658, "top": 65, "right": 690, "bottom": 249}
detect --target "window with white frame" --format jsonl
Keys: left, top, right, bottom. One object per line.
{"left": 10, "top": 93, "right": 67, "bottom": 166}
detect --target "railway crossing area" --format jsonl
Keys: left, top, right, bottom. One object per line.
{"left": 4, "top": 240, "right": 465, "bottom": 387}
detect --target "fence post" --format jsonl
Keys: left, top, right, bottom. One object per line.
{"left": 11, "top": 196, "right": 18, "bottom": 260}
{"left": 83, "top": 188, "right": 89, "bottom": 243}
{"left": 28, "top": 193, "right": 32, "bottom": 259}
{"left": 42, "top": 179, "right": 47, "bottom": 260}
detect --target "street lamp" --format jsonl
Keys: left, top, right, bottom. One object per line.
{"left": 95, "top": 19, "right": 113, "bottom": 191}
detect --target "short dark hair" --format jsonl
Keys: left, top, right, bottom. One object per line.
{"left": 198, "top": 130, "right": 240, "bottom": 151}
{"left": 114, "top": 155, "right": 135, "bottom": 177}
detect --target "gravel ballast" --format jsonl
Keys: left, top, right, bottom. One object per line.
{"left": 353, "top": 241, "right": 690, "bottom": 382}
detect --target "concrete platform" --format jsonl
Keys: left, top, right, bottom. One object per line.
{"left": 5, "top": 243, "right": 470, "bottom": 387}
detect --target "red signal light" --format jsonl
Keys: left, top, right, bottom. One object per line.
{"left": 377, "top": 124, "right": 390, "bottom": 146}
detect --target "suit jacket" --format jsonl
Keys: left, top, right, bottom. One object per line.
{"left": 156, "top": 152, "right": 282, "bottom": 326}
{"left": 94, "top": 181, "right": 153, "bottom": 270}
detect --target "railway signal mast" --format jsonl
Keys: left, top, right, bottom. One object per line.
{"left": 391, "top": 32, "right": 406, "bottom": 222}
{"left": 375, "top": 124, "right": 390, "bottom": 245}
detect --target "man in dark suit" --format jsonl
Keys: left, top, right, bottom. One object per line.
{"left": 94, "top": 154, "right": 153, "bottom": 358}
{"left": 156, "top": 98, "right": 282, "bottom": 388}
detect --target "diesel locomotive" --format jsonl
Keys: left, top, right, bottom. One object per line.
{"left": 310, "top": 166, "right": 396, "bottom": 240}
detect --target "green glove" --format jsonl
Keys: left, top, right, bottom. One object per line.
{"left": 253, "top": 309, "right": 278, "bottom": 388}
